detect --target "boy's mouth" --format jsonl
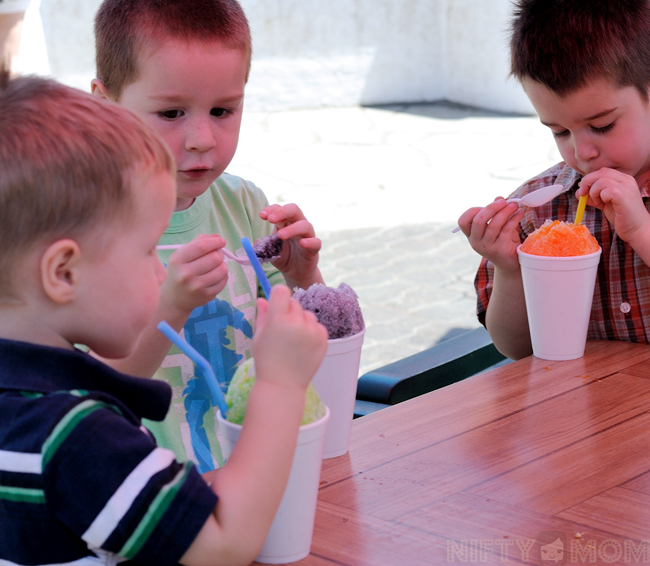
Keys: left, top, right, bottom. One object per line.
{"left": 181, "top": 168, "right": 211, "bottom": 179}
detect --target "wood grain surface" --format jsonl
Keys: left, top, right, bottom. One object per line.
{"left": 259, "top": 341, "right": 650, "bottom": 566}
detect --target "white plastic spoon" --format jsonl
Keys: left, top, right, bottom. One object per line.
{"left": 156, "top": 244, "right": 250, "bottom": 264}
{"left": 452, "top": 184, "right": 565, "bottom": 233}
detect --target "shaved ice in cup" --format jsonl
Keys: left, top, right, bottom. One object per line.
{"left": 518, "top": 220, "right": 602, "bottom": 360}
{"left": 293, "top": 283, "right": 365, "bottom": 458}
{"left": 293, "top": 283, "right": 364, "bottom": 340}
{"left": 219, "top": 359, "right": 329, "bottom": 563}
{"left": 519, "top": 220, "right": 599, "bottom": 256}
{"left": 225, "top": 359, "right": 326, "bottom": 425}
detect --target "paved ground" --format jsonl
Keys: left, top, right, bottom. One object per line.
{"left": 230, "top": 102, "right": 562, "bottom": 375}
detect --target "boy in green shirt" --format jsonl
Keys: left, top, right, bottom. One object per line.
{"left": 91, "top": 0, "right": 325, "bottom": 471}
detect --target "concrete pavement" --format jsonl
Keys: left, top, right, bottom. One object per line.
{"left": 230, "top": 102, "right": 561, "bottom": 375}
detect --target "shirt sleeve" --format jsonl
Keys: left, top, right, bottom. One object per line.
{"left": 474, "top": 257, "right": 493, "bottom": 327}
{"left": 41, "top": 395, "right": 218, "bottom": 566}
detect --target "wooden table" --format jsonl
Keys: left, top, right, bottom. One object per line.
{"left": 292, "top": 341, "right": 650, "bottom": 566}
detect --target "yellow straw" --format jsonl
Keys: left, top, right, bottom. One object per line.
{"left": 575, "top": 194, "right": 588, "bottom": 224}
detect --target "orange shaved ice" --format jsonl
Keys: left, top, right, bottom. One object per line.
{"left": 520, "top": 220, "right": 599, "bottom": 257}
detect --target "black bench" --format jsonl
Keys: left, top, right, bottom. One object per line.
{"left": 354, "top": 326, "right": 510, "bottom": 417}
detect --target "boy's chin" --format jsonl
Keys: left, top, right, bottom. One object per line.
{"left": 91, "top": 342, "right": 136, "bottom": 362}
{"left": 177, "top": 172, "right": 219, "bottom": 197}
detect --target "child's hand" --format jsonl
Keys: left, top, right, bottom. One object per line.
{"left": 252, "top": 285, "right": 328, "bottom": 391}
{"left": 259, "top": 204, "right": 324, "bottom": 288}
{"left": 161, "top": 234, "right": 230, "bottom": 313}
{"left": 457, "top": 198, "right": 524, "bottom": 273}
{"left": 578, "top": 167, "right": 650, "bottom": 247}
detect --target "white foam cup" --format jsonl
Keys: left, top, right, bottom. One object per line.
{"left": 217, "top": 407, "right": 329, "bottom": 564}
{"left": 311, "top": 329, "right": 365, "bottom": 458}
{"left": 517, "top": 245, "right": 602, "bottom": 361}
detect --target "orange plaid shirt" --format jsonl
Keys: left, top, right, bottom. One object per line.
{"left": 475, "top": 162, "right": 650, "bottom": 344}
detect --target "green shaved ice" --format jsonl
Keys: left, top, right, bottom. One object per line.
{"left": 302, "top": 381, "right": 326, "bottom": 425}
{"left": 226, "top": 358, "right": 326, "bottom": 425}
{"left": 225, "top": 358, "right": 256, "bottom": 424}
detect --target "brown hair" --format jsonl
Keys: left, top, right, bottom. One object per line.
{"left": 510, "top": 0, "right": 650, "bottom": 98}
{"left": 94, "top": 0, "right": 252, "bottom": 99}
{"left": 0, "top": 71, "right": 174, "bottom": 297}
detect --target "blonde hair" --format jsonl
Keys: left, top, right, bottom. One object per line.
{"left": 0, "top": 72, "right": 175, "bottom": 297}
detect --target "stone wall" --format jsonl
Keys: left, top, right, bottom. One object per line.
{"left": 23, "top": 0, "right": 534, "bottom": 114}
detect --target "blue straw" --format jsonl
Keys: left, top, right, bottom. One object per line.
{"left": 157, "top": 321, "right": 229, "bottom": 418}
{"left": 241, "top": 237, "right": 272, "bottom": 299}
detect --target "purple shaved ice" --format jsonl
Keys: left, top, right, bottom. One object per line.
{"left": 253, "top": 233, "right": 283, "bottom": 262}
{"left": 293, "top": 283, "right": 364, "bottom": 340}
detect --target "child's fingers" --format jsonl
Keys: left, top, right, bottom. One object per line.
{"left": 502, "top": 207, "right": 526, "bottom": 238}
{"left": 469, "top": 199, "right": 514, "bottom": 241}
{"left": 184, "top": 250, "right": 227, "bottom": 275}
{"left": 579, "top": 167, "right": 624, "bottom": 197}
{"left": 286, "top": 296, "right": 306, "bottom": 321}
{"left": 457, "top": 206, "right": 484, "bottom": 234}
{"left": 259, "top": 204, "right": 282, "bottom": 221}
{"left": 276, "top": 219, "right": 315, "bottom": 240}
{"left": 266, "top": 284, "right": 292, "bottom": 317}
{"left": 302, "top": 309, "right": 326, "bottom": 339}
{"left": 188, "top": 263, "right": 230, "bottom": 291}
{"left": 171, "top": 234, "right": 225, "bottom": 262}
{"left": 294, "top": 305, "right": 328, "bottom": 350}
{"left": 297, "top": 237, "right": 321, "bottom": 252}
{"left": 263, "top": 203, "right": 306, "bottom": 226}
{"left": 488, "top": 205, "right": 524, "bottom": 239}
{"left": 255, "top": 297, "right": 269, "bottom": 330}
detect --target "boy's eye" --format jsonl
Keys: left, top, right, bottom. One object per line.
{"left": 592, "top": 122, "right": 615, "bottom": 134}
{"left": 159, "top": 109, "right": 183, "bottom": 120}
{"left": 210, "top": 108, "right": 228, "bottom": 117}
{"left": 552, "top": 129, "right": 569, "bottom": 138}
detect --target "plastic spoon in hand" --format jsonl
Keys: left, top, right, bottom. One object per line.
{"left": 452, "top": 183, "right": 565, "bottom": 233}
{"left": 156, "top": 244, "right": 250, "bottom": 264}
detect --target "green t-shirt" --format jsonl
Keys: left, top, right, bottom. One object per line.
{"left": 146, "top": 173, "right": 284, "bottom": 472}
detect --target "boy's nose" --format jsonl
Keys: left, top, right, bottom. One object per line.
{"left": 186, "top": 117, "right": 217, "bottom": 152}
{"left": 574, "top": 137, "right": 599, "bottom": 163}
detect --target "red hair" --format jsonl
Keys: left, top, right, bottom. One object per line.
{"left": 95, "top": 0, "right": 252, "bottom": 99}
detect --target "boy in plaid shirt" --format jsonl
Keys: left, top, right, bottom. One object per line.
{"left": 458, "top": 0, "right": 650, "bottom": 359}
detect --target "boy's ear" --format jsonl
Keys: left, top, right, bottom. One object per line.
{"left": 90, "top": 78, "right": 110, "bottom": 99}
{"left": 40, "top": 239, "right": 82, "bottom": 304}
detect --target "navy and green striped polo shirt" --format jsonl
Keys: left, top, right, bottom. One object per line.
{"left": 0, "top": 338, "right": 218, "bottom": 566}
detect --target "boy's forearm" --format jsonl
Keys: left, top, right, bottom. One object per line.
{"left": 484, "top": 267, "right": 533, "bottom": 360}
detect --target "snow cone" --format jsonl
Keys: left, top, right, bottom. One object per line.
{"left": 518, "top": 220, "right": 601, "bottom": 360}
{"left": 218, "top": 359, "right": 329, "bottom": 563}
{"left": 293, "top": 283, "right": 365, "bottom": 458}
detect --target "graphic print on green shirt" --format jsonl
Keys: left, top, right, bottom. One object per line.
{"left": 145, "top": 174, "right": 285, "bottom": 473}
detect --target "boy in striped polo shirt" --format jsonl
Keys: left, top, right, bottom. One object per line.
{"left": 0, "top": 72, "right": 328, "bottom": 565}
